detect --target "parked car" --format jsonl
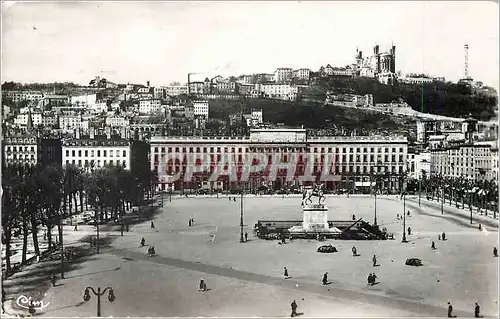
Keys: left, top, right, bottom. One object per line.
{"left": 405, "top": 258, "right": 423, "bottom": 266}
{"left": 197, "top": 189, "right": 209, "bottom": 195}
{"left": 317, "top": 245, "right": 338, "bottom": 253}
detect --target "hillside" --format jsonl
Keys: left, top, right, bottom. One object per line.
{"left": 209, "top": 98, "right": 417, "bottom": 138}
{"left": 309, "top": 76, "right": 497, "bottom": 121}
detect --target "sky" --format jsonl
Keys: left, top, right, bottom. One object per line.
{"left": 1, "top": 1, "right": 499, "bottom": 89}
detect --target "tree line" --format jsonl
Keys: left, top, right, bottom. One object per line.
{"left": 316, "top": 76, "right": 497, "bottom": 120}
{"left": 1, "top": 162, "right": 157, "bottom": 275}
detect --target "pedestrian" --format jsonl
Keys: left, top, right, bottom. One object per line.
{"left": 245, "top": 232, "right": 248, "bottom": 242}
{"left": 352, "top": 246, "right": 357, "bottom": 256}
{"left": 447, "top": 302, "right": 456, "bottom": 318}
{"left": 140, "top": 237, "right": 145, "bottom": 247}
{"left": 442, "top": 232, "right": 446, "bottom": 241}
{"left": 50, "top": 273, "right": 56, "bottom": 287}
{"left": 284, "top": 267, "right": 290, "bottom": 279}
{"left": 372, "top": 254, "right": 377, "bottom": 267}
{"left": 126, "top": 223, "right": 129, "bottom": 232}
{"left": 74, "top": 224, "right": 78, "bottom": 231}
{"left": 151, "top": 221, "right": 155, "bottom": 229}
{"left": 474, "top": 302, "right": 480, "bottom": 318}
{"left": 233, "top": 197, "right": 236, "bottom": 202}
{"left": 431, "top": 241, "right": 436, "bottom": 250}
{"left": 438, "top": 234, "right": 441, "bottom": 241}
{"left": 407, "top": 227, "right": 411, "bottom": 236}
{"left": 478, "top": 224, "right": 482, "bottom": 231}
{"left": 352, "top": 214, "right": 356, "bottom": 221}
{"left": 28, "top": 300, "right": 35, "bottom": 316}
{"left": 407, "top": 210, "right": 410, "bottom": 216}
{"left": 282, "top": 236, "right": 286, "bottom": 244}
{"left": 191, "top": 218, "right": 195, "bottom": 225}
{"left": 322, "top": 272, "right": 328, "bottom": 285}
{"left": 189, "top": 219, "right": 192, "bottom": 227}
{"left": 493, "top": 247, "right": 498, "bottom": 257}
{"left": 371, "top": 273, "right": 377, "bottom": 285}
{"left": 367, "top": 273, "right": 373, "bottom": 286}
{"left": 198, "top": 278, "right": 207, "bottom": 292}
{"left": 291, "top": 300, "right": 298, "bottom": 317}
{"left": 396, "top": 213, "right": 399, "bottom": 220}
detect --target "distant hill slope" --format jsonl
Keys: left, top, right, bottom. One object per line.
{"left": 209, "top": 98, "right": 417, "bottom": 138}
{"left": 309, "top": 76, "right": 497, "bottom": 121}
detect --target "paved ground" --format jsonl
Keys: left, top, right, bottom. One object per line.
{"left": 3, "top": 194, "right": 498, "bottom": 317}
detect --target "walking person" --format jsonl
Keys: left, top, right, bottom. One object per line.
{"left": 245, "top": 232, "right": 248, "bottom": 242}
{"left": 150, "top": 221, "right": 155, "bottom": 229}
{"left": 28, "top": 300, "right": 36, "bottom": 317}
{"left": 284, "top": 267, "right": 290, "bottom": 279}
{"left": 140, "top": 237, "right": 145, "bottom": 247}
{"left": 74, "top": 224, "right": 78, "bottom": 231}
{"left": 494, "top": 246, "right": 498, "bottom": 257}
{"left": 474, "top": 302, "right": 480, "bottom": 318}
{"left": 372, "top": 254, "right": 377, "bottom": 267}
{"left": 407, "top": 227, "right": 411, "bottom": 236}
{"left": 352, "top": 246, "right": 357, "bottom": 256}
{"left": 189, "top": 219, "right": 192, "bottom": 227}
{"left": 352, "top": 214, "right": 356, "bottom": 221}
{"left": 447, "top": 302, "right": 456, "bottom": 318}
{"left": 442, "top": 232, "right": 446, "bottom": 241}
{"left": 290, "top": 300, "right": 298, "bottom": 317}
{"left": 431, "top": 241, "right": 436, "bottom": 250}
{"left": 50, "top": 273, "right": 56, "bottom": 287}
{"left": 322, "top": 272, "right": 328, "bottom": 285}
{"left": 367, "top": 273, "right": 373, "bottom": 286}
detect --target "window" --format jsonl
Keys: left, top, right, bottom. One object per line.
{"left": 66, "top": 160, "right": 69, "bottom": 165}
{"left": 66, "top": 150, "right": 69, "bottom": 157}
{"left": 342, "top": 148, "right": 346, "bottom": 153}
{"left": 72, "top": 150, "right": 75, "bottom": 156}
{"left": 356, "top": 148, "right": 360, "bottom": 153}
{"left": 123, "top": 160, "right": 126, "bottom": 168}
{"left": 85, "top": 150, "right": 88, "bottom": 157}
{"left": 342, "top": 155, "right": 346, "bottom": 162}
{"left": 385, "top": 148, "right": 389, "bottom": 153}
{"left": 154, "top": 147, "right": 158, "bottom": 153}
{"left": 123, "top": 150, "right": 126, "bottom": 157}
{"left": 104, "top": 150, "right": 107, "bottom": 157}
{"left": 97, "top": 150, "right": 101, "bottom": 157}
{"left": 349, "top": 154, "right": 353, "bottom": 162}
{"left": 78, "top": 160, "right": 82, "bottom": 167}
{"left": 392, "top": 148, "right": 396, "bottom": 153}
{"left": 349, "top": 148, "right": 353, "bottom": 153}
{"left": 91, "top": 150, "right": 94, "bottom": 157}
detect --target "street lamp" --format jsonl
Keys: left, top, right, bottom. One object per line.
{"left": 402, "top": 191, "right": 408, "bottom": 243}
{"left": 83, "top": 286, "right": 115, "bottom": 317}
{"left": 239, "top": 188, "right": 244, "bottom": 243}
{"left": 59, "top": 208, "right": 65, "bottom": 279}
{"left": 95, "top": 196, "right": 101, "bottom": 254}
{"left": 119, "top": 190, "right": 124, "bottom": 237}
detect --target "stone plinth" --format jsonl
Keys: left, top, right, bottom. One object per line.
{"left": 302, "top": 204, "right": 329, "bottom": 231}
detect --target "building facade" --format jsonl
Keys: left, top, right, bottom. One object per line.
{"left": 139, "top": 99, "right": 162, "bottom": 114}
{"left": 192, "top": 100, "right": 209, "bottom": 118}
{"left": 62, "top": 138, "right": 132, "bottom": 171}
{"left": 3, "top": 135, "right": 40, "bottom": 166}
{"left": 150, "top": 129, "right": 408, "bottom": 192}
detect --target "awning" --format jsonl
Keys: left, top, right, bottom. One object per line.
{"left": 355, "top": 182, "right": 375, "bottom": 187}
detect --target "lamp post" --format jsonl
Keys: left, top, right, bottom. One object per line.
{"left": 119, "top": 190, "right": 124, "bottom": 237}
{"left": 239, "top": 189, "right": 244, "bottom": 243}
{"left": 441, "top": 186, "right": 444, "bottom": 215}
{"left": 95, "top": 196, "right": 101, "bottom": 254}
{"left": 83, "top": 286, "right": 115, "bottom": 317}
{"left": 418, "top": 177, "right": 422, "bottom": 207}
{"left": 402, "top": 191, "right": 407, "bottom": 243}
{"left": 59, "top": 209, "right": 65, "bottom": 279}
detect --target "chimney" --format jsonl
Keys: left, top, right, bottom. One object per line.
{"left": 90, "top": 127, "right": 95, "bottom": 139}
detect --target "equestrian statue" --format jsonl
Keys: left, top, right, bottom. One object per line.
{"left": 302, "top": 183, "right": 326, "bottom": 206}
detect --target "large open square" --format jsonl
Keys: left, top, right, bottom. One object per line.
{"left": 7, "top": 194, "right": 497, "bottom": 317}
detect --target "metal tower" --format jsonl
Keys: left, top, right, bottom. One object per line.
{"left": 464, "top": 44, "right": 469, "bottom": 79}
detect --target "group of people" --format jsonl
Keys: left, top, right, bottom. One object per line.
{"left": 367, "top": 273, "right": 378, "bottom": 286}
{"left": 147, "top": 246, "right": 156, "bottom": 257}
{"left": 188, "top": 218, "right": 195, "bottom": 227}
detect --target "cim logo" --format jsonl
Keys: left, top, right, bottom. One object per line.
{"left": 16, "top": 295, "right": 50, "bottom": 311}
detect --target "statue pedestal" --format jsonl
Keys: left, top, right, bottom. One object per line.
{"left": 302, "top": 204, "right": 329, "bottom": 231}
